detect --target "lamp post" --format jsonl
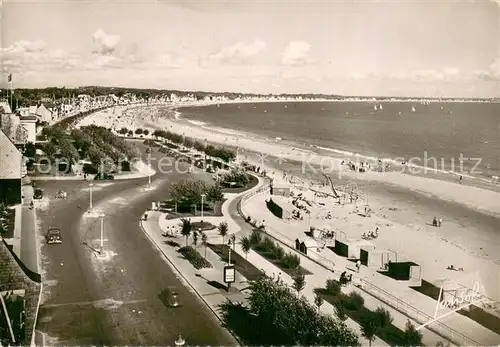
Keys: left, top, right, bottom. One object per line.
{"left": 89, "top": 183, "right": 94, "bottom": 211}
{"left": 175, "top": 334, "right": 185, "bottom": 346}
{"left": 99, "top": 213, "right": 105, "bottom": 255}
{"left": 227, "top": 240, "right": 232, "bottom": 265}
{"left": 200, "top": 193, "right": 206, "bottom": 222}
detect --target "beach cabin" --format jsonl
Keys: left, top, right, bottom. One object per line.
{"left": 271, "top": 181, "right": 291, "bottom": 197}
{"left": 360, "top": 246, "right": 396, "bottom": 269}
{"left": 295, "top": 238, "right": 319, "bottom": 255}
{"left": 332, "top": 239, "right": 372, "bottom": 259}
{"left": 387, "top": 261, "right": 421, "bottom": 282}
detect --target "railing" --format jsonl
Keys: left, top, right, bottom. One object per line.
{"left": 359, "top": 279, "right": 479, "bottom": 346}
{"left": 238, "top": 185, "right": 480, "bottom": 347}
{"left": 239, "top": 185, "right": 337, "bottom": 275}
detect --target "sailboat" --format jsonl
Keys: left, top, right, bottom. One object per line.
{"left": 374, "top": 104, "right": 378, "bottom": 111}
{"left": 379, "top": 104, "right": 383, "bottom": 110}
{"left": 411, "top": 106, "right": 416, "bottom": 112}
{"left": 285, "top": 105, "right": 288, "bottom": 108}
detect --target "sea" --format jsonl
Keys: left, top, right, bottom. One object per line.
{"left": 172, "top": 101, "right": 500, "bottom": 180}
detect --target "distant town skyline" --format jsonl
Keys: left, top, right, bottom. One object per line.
{"left": 1, "top": 0, "right": 499, "bottom": 98}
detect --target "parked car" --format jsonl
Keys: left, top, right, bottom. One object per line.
{"left": 33, "top": 188, "right": 44, "bottom": 199}
{"left": 94, "top": 173, "right": 115, "bottom": 180}
{"left": 45, "top": 228, "right": 62, "bottom": 244}
{"left": 162, "top": 286, "right": 181, "bottom": 307}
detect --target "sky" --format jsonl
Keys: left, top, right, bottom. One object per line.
{"left": 0, "top": 0, "right": 499, "bottom": 97}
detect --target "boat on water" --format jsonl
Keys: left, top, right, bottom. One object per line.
{"left": 264, "top": 110, "right": 267, "bottom": 113}
{"left": 374, "top": 104, "right": 378, "bottom": 111}
{"left": 285, "top": 105, "right": 288, "bottom": 108}
{"left": 411, "top": 106, "right": 416, "bottom": 112}
{"left": 379, "top": 104, "right": 383, "bottom": 110}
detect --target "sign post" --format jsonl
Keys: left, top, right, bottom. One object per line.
{"left": 224, "top": 265, "right": 235, "bottom": 291}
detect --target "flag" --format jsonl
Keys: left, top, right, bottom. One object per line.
{"left": 7, "top": 73, "right": 12, "bottom": 82}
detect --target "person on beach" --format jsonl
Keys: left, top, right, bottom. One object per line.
{"left": 459, "top": 175, "right": 463, "bottom": 184}
{"left": 438, "top": 217, "right": 442, "bottom": 227}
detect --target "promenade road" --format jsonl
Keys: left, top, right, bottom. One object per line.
{"left": 34, "top": 143, "right": 236, "bottom": 346}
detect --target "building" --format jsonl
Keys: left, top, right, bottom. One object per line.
{"left": 0, "top": 239, "right": 41, "bottom": 346}
{"left": 19, "top": 115, "right": 37, "bottom": 143}
{"left": 35, "top": 104, "right": 53, "bottom": 123}
{"left": 0, "top": 129, "right": 22, "bottom": 205}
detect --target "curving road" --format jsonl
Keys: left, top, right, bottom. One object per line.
{"left": 35, "top": 143, "right": 237, "bottom": 346}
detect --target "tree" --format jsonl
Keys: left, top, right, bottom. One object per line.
{"left": 292, "top": 270, "right": 306, "bottom": 295}
{"left": 219, "top": 276, "right": 360, "bottom": 346}
{"left": 314, "top": 293, "right": 324, "bottom": 313}
{"left": 240, "top": 236, "right": 251, "bottom": 264}
{"left": 135, "top": 128, "right": 143, "bottom": 135}
{"left": 360, "top": 314, "right": 379, "bottom": 347}
{"left": 180, "top": 218, "right": 192, "bottom": 246}
{"left": 193, "top": 230, "right": 198, "bottom": 246}
{"left": 402, "top": 320, "right": 423, "bottom": 346}
{"left": 201, "top": 232, "right": 208, "bottom": 259}
{"left": 143, "top": 129, "right": 149, "bottom": 136}
{"left": 218, "top": 221, "right": 228, "bottom": 244}
{"left": 206, "top": 183, "right": 224, "bottom": 203}
{"left": 118, "top": 127, "right": 128, "bottom": 135}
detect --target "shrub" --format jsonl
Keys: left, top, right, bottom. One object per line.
{"left": 259, "top": 238, "right": 277, "bottom": 253}
{"left": 135, "top": 128, "right": 143, "bottom": 135}
{"left": 274, "top": 244, "right": 285, "bottom": 259}
{"left": 118, "top": 127, "right": 128, "bottom": 135}
{"left": 177, "top": 246, "right": 212, "bottom": 269}
{"left": 344, "top": 292, "right": 365, "bottom": 311}
{"left": 249, "top": 230, "right": 262, "bottom": 245}
{"left": 280, "top": 252, "right": 300, "bottom": 269}
{"left": 325, "top": 279, "right": 342, "bottom": 296}
{"left": 143, "top": 129, "right": 149, "bottom": 136}
{"left": 374, "top": 306, "right": 393, "bottom": 328}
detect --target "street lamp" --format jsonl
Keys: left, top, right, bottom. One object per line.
{"left": 175, "top": 334, "right": 185, "bottom": 346}
{"left": 200, "top": 193, "right": 206, "bottom": 222}
{"left": 99, "top": 213, "right": 105, "bottom": 255}
{"left": 227, "top": 239, "right": 232, "bottom": 265}
{"left": 89, "top": 183, "right": 94, "bottom": 212}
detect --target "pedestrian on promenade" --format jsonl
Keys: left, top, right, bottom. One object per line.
{"left": 356, "top": 260, "right": 361, "bottom": 272}
{"left": 438, "top": 217, "right": 442, "bottom": 227}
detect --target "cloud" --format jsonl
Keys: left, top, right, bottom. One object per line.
{"left": 281, "top": 41, "right": 312, "bottom": 66}
{"left": 474, "top": 59, "right": 500, "bottom": 81}
{"left": 209, "top": 39, "right": 266, "bottom": 62}
{"left": 0, "top": 40, "right": 78, "bottom": 73}
{"left": 92, "top": 29, "right": 121, "bottom": 55}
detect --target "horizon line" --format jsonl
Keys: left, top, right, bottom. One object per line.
{"left": 1, "top": 85, "right": 498, "bottom": 101}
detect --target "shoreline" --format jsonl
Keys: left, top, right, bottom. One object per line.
{"left": 76, "top": 103, "right": 500, "bottom": 291}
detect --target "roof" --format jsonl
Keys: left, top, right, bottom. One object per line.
{"left": 36, "top": 104, "right": 52, "bottom": 114}
{"left": 19, "top": 115, "right": 37, "bottom": 121}
{"left": 0, "top": 130, "right": 22, "bottom": 179}
{"left": 0, "top": 101, "right": 12, "bottom": 114}
{"left": 0, "top": 239, "right": 41, "bottom": 345}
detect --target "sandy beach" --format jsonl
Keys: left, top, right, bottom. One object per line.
{"left": 77, "top": 103, "right": 500, "bottom": 304}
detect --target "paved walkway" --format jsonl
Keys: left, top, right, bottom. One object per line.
{"left": 20, "top": 185, "right": 40, "bottom": 274}
{"left": 141, "top": 212, "right": 248, "bottom": 329}
{"left": 241, "top": 191, "right": 500, "bottom": 346}
{"left": 147, "top": 175, "right": 390, "bottom": 346}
